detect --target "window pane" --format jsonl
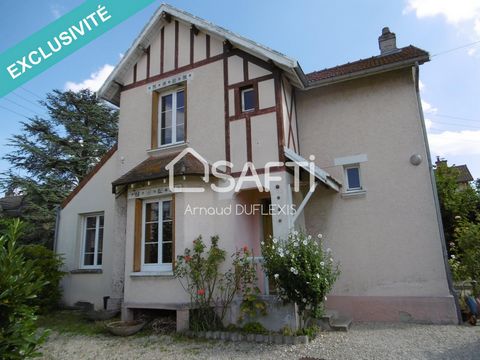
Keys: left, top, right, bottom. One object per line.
{"left": 242, "top": 89, "right": 255, "bottom": 111}
{"left": 163, "top": 222, "right": 172, "bottom": 243}
{"left": 161, "top": 109, "right": 172, "bottom": 129}
{"left": 145, "top": 223, "right": 159, "bottom": 243}
{"left": 97, "top": 253, "right": 102, "bottom": 265}
{"left": 176, "top": 90, "right": 184, "bottom": 109}
{"left": 84, "top": 253, "right": 94, "bottom": 266}
{"left": 161, "top": 127, "right": 172, "bottom": 145}
{"left": 86, "top": 216, "right": 96, "bottom": 229}
{"left": 145, "top": 203, "right": 159, "bottom": 222}
{"left": 176, "top": 124, "right": 184, "bottom": 142}
{"left": 176, "top": 107, "right": 184, "bottom": 125}
{"left": 144, "top": 243, "right": 158, "bottom": 264}
{"left": 84, "top": 229, "right": 96, "bottom": 252}
{"left": 161, "top": 94, "right": 172, "bottom": 112}
{"left": 98, "top": 228, "right": 103, "bottom": 252}
{"left": 162, "top": 242, "right": 172, "bottom": 263}
{"left": 162, "top": 201, "right": 172, "bottom": 221}
{"left": 99, "top": 215, "right": 104, "bottom": 227}
{"left": 347, "top": 167, "right": 361, "bottom": 189}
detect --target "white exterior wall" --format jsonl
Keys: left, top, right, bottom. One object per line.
{"left": 297, "top": 69, "right": 454, "bottom": 320}
{"left": 57, "top": 153, "right": 119, "bottom": 309}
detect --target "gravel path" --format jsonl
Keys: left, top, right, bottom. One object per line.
{"left": 39, "top": 323, "right": 480, "bottom": 360}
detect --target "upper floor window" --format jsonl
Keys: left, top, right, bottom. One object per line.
{"left": 81, "top": 213, "right": 104, "bottom": 268}
{"left": 345, "top": 165, "right": 362, "bottom": 191}
{"left": 241, "top": 87, "right": 255, "bottom": 112}
{"left": 142, "top": 197, "right": 173, "bottom": 272}
{"left": 159, "top": 89, "right": 185, "bottom": 146}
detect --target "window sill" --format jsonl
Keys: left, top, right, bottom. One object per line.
{"left": 130, "top": 271, "right": 174, "bottom": 278}
{"left": 147, "top": 142, "right": 188, "bottom": 156}
{"left": 341, "top": 189, "right": 367, "bottom": 198}
{"left": 70, "top": 269, "right": 102, "bottom": 274}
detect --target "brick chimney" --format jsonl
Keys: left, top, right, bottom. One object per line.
{"left": 378, "top": 27, "right": 397, "bottom": 55}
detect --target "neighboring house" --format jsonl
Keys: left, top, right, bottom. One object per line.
{"left": 435, "top": 157, "right": 474, "bottom": 189}
{"left": 55, "top": 4, "right": 458, "bottom": 328}
{"left": 0, "top": 194, "right": 26, "bottom": 217}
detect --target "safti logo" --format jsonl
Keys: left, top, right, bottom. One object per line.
{"left": 165, "top": 147, "right": 318, "bottom": 194}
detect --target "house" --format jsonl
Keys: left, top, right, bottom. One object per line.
{"left": 435, "top": 157, "right": 474, "bottom": 189}
{"left": 55, "top": 4, "right": 459, "bottom": 329}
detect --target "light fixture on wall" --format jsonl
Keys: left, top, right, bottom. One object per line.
{"left": 410, "top": 154, "right": 422, "bottom": 166}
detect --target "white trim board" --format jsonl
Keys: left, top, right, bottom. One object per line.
{"left": 334, "top": 154, "right": 368, "bottom": 166}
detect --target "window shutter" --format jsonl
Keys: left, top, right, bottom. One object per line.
{"left": 133, "top": 198, "right": 142, "bottom": 272}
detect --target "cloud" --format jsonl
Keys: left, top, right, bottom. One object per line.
{"left": 428, "top": 130, "right": 480, "bottom": 156}
{"left": 422, "top": 99, "right": 437, "bottom": 114}
{"left": 405, "top": 0, "right": 480, "bottom": 37}
{"left": 405, "top": 0, "right": 480, "bottom": 24}
{"left": 50, "top": 4, "right": 63, "bottom": 19}
{"left": 424, "top": 118, "right": 433, "bottom": 130}
{"left": 418, "top": 80, "right": 425, "bottom": 91}
{"left": 65, "top": 64, "right": 114, "bottom": 92}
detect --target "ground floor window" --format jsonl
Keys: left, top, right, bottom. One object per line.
{"left": 142, "top": 197, "right": 173, "bottom": 271}
{"left": 81, "top": 213, "right": 104, "bottom": 268}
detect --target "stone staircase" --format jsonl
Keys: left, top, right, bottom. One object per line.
{"left": 316, "top": 310, "right": 352, "bottom": 331}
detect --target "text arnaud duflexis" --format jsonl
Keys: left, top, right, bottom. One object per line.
{"left": 6, "top": 5, "right": 112, "bottom": 80}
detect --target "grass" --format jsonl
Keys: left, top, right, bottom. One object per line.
{"left": 37, "top": 310, "right": 110, "bottom": 336}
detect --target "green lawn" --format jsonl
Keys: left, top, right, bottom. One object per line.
{"left": 37, "top": 310, "right": 113, "bottom": 336}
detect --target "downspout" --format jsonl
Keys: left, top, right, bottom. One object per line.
{"left": 414, "top": 63, "right": 461, "bottom": 324}
{"left": 53, "top": 205, "right": 61, "bottom": 253}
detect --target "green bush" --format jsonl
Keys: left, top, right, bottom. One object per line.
{"left": 21, "top": 245, "right": 65, "bottom": 313}
{"left": 242, "top": 321, "right": 268, "bottom": 334}
{"left": 0, "top": 219, "right": 47, "bottom": 359}
{"left": 261, "top": 230, "right": 340, "bottom": 329}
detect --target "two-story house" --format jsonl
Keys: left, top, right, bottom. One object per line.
{"left": 55, "top": 4, "right": 458, "bottom": 329}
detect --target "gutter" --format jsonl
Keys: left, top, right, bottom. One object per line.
{"left": 414, "top": 63, "right": 461, "bottom": 324}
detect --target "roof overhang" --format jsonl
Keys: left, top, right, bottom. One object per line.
{"left": 284, "top": 147, "right": 341, "bottom": 192}
{"left": 98, "top": 4, "right": 303, "bottom": 106}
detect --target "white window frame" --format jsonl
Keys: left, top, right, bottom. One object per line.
{"left": 241, "top": 87, "right": 255, "bottom": 112}
{"left": 141, "top": 196, "right": 173, "bottom": 272}
{"left": 344, "top": 164, "right": 362, "bottom": 192}
{"left": 80, "top": 212, "right": 104, "bottom": 269}
{"left": 158, "top": 88, "right": 185, "bottom": 147}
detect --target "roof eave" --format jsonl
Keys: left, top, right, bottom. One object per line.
{"left": 304, "top": 55, "right": 430, "bottom": 90}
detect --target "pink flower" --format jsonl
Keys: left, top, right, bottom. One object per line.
{"left": 197, "top": 289, "right": 205, "bottom": 296}
{"left": 243, "top": 245, "right": 249, "bottom": 253}
{"left": 185, "top": 255, "right": 192, "bottom": 263}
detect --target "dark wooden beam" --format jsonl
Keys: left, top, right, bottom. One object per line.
{"left": 161, "top": 11, "right": 172, "bottom": 23}
{"left": 223, "top": 39, "right": 233, "bottom": 52}
{"left": 191, "top": 24, "right": 199, "bottom": 36}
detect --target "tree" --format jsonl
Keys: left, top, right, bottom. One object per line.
{"left": 0, "top": 219, "right": 47, "bottom": 359}
{"left": 434, "top": 161, "right": 479, "bottom": 248}
{"left": 1, "top": 89, "right": 118, "bottom": 247}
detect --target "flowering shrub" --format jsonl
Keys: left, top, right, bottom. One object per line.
{"left": 261, "top": 230, "right": 339, "bottom": 329}
{"left": 174, "top": 235, "right": 263, "bottom": 330}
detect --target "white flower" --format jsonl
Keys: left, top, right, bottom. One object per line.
{"left": 302, "top": 298, "right": 307, "bottom": 303}
{"left": 293, "top": 230, "right": 298, "bottom": 235}
{"left": 324, "top": 296, "right": 328, "bottom": 301}
{"left": 302, "top": 240, "right": 308, "bottom": 245}
{"left": 261, "top": 241, "right": 265, "bottom": 246}
{"left": 308, "top": 235, "right": 312, "bottom": 240}
{"left": 274, "top": 273, "right": 279, "bottom": 279}
{"left": 290, "top": 267, "right": 298, "bottom": 275}
{"left": 286, "top": 250, "right": 290, "bottom": 255}
{"left": 293, "top": 242, "right": 299, "bottom": 247}
{"left": 272, "top": 238, "right": 278, "bottom": 244}
{"left": 279, "top": 252, "right": 284, "bottom": 258}
{"left": 320, "top": 261, "right": 325, "bottom": 267}
{"left": 329, "top": 257, "right": 333, "bottom": 262}
{"left": 317, "top": 234, "right": 323, "bottom": 239}
{"left": 272, "top": 245, "right": 275, "bottom": 250}
{"left": 316, "top": 273, "right": 320, "bottom": 279}
{"left": 450, "top": 254, "right": 456, "bottom": 259}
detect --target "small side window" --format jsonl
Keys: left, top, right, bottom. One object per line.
{"left": 345, "top": 165, "right": 362, "bottom": 191}
{"left": 241, "top": 87, "right": 255, "bottom": 112}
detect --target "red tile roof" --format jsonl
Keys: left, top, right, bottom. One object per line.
{"left": 306, "top": 46, "right": 429, "bottom": 83}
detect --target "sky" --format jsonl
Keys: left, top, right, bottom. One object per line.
{"left": 0, "top": 0, "right": 479, "bottom": 180}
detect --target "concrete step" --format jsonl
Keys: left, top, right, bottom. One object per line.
{"left": 315, "top": 310, "right": 352, "bottom": 332}
{"left": 330, "top": 315, "right": 352, "bottom": 332}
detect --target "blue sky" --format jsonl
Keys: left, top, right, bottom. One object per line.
{"left": 1, "top": 0, "right": 479, "bottom": 180}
